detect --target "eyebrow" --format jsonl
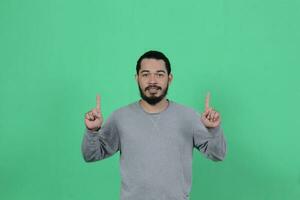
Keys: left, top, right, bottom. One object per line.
{"left": 140, "top": 70, "right": 166, "bottom": 73}
{"left": 156, "top": 70, "right": 166, "bottom": 73}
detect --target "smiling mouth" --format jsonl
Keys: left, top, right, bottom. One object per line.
{"left": 148, "top": 88, "right": 160, "bottom": 94}
{"left": 146, "top": 86, "right": 161, "bottom": 91}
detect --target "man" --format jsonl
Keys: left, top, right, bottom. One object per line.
{"left": 82, "top": 50, "right": 227, "bottom": 200}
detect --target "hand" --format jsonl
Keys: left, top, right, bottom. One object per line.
{"left": 84, "top": 94, "right": 103, "bottom": 131}
{"left": 201, "top": 92, "right": 221, "bottom": 128}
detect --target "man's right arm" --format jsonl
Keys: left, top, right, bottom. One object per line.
{"left": 81, "top": 113, "right": 120, "bottom": 162}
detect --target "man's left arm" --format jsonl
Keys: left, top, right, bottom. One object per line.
{"left": 193, "top": 92, "right": 227, "bottom": 161}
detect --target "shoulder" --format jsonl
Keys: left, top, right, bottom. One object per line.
{"left": 168, "top": 101, "right": 203, "bottom": 128}
{"left": 110, "top": 101, "right": 139, "bottom": 118}
{"left": 170, "top": 101, "right": 200, "bottom": 117}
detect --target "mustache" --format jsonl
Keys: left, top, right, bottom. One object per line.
{"left": 145, "top": 85, "right": 162, "bottom": 91}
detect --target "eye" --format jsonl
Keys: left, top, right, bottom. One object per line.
{"left": 142, "top": 73, "right": 149, "bottom": 77}
{"left": 158, "top": 73, "right": 164, "bottom": 77}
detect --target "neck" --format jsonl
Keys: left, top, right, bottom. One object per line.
{"left": 139, "top": 98, "right": 169, "bottom": 113}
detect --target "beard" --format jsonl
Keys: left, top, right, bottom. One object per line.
{"left": 138, "top": 83, "right": 169, "bottom": 105}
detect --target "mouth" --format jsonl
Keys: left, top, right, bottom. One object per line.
{"left": 149, "top": 88, "right": 158, "bottom": 93}
{"left": 146, "top": 86, "right": 161, "bottom": 93}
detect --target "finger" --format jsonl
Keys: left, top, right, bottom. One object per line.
{"left": 96, "top": 94, "right": 101, "bottom": 111}
{"left": 202, "top": 116, "right": 214, "bottom": 127}
{"left": 210, "top": 110, "right": 216, "bottom": 120}
{"left": 202, "top": 109, "right": 210, "bottom": 118}
{"left": 207, "top": 111, "right": 212, "bottom": 120}
{"left": 88, "top": 112, "right": 95, "bottom": 120}
{"left": 206, "top": 108, "right": 213, "bottom": 119}
{"left": 213, "top": 111, "right": 218, "bottom": 120}
{"left": 209, "top": 111, "right": 214, "bottom": 120}
{"left": 92, "top": 109, "right": 101, "bottom": 118}
{"left": 214, "top": 112, "right": 220, "bottom": 121}
{"left": 85, "top": 112, "right": 93, "bottom": 120}
{"left": 201, "top": 115, "right": 209, "bottom": 123}
{"left": 205, "top": 92, "right": 211, "bottom": 110}
{"left": 85, "top": 113, "right": 91, "bottom": 120}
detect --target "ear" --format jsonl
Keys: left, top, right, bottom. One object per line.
{"left": 135, "top": 74, "right": 138, "bottom": 83}
{"left": 168, "top": 73, "right": 173, "bottom": 84}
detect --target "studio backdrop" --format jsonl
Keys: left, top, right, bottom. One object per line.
{"left": 0, "top": 0, "right": 299, "bottom": 199}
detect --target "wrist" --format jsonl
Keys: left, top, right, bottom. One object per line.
{"left": 86, "top": 125, "right": 101, "bottom": 132}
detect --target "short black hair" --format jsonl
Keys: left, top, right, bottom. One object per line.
{"left": 136, "top": 50, "right": 171, "bottom": 75}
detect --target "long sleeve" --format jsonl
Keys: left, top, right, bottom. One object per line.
{"left": 81, "top": 113, "right": 120, "bottom": 162}
{"left": 192, "top": 113, "right": 227, "bottom": 161}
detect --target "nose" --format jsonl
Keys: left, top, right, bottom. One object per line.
{"left": 148, "top": 74, "right": 157, "bottom": 84}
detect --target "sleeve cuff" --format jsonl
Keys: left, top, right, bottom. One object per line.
{"left": 85, "top": 127, "right": 100, "bottom": 136}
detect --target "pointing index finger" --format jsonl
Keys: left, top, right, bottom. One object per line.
{"left": 205, "top": 92, "right": 210, "bottom": 110}
{"left": 96, "top": 94, "right": 101, "bottom": 111}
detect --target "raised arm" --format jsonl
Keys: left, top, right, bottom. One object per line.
{"left": 193, "top": 92, "right": 227, "bottom": 161}
{"left": 81, "top": 94, "right": 120, "bottom": 162}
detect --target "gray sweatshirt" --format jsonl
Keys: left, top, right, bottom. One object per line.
{"left": 82, "top": 100, "right": 227, "bottom": 200}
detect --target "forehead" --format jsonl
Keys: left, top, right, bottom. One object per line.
{"left": 140, "top": 58, "right": 167, "bottom": 72}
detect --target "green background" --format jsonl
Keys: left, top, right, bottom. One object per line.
{"left": 0, "top": 0, "right": 299, "bottom": 199}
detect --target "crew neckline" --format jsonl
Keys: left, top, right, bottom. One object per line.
{"left": 137, "top": 99, "right": 172, "bottom": 115}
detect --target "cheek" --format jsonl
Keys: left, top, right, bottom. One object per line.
{"left": 138, "top": 79, "right": 146, "bottom": 88}
{"left": 161, "top": 79, "right": 169, "bottom": 87}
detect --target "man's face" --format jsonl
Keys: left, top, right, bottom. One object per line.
{"left": 136, "top": 58, "right": 173, "bottom": 105}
